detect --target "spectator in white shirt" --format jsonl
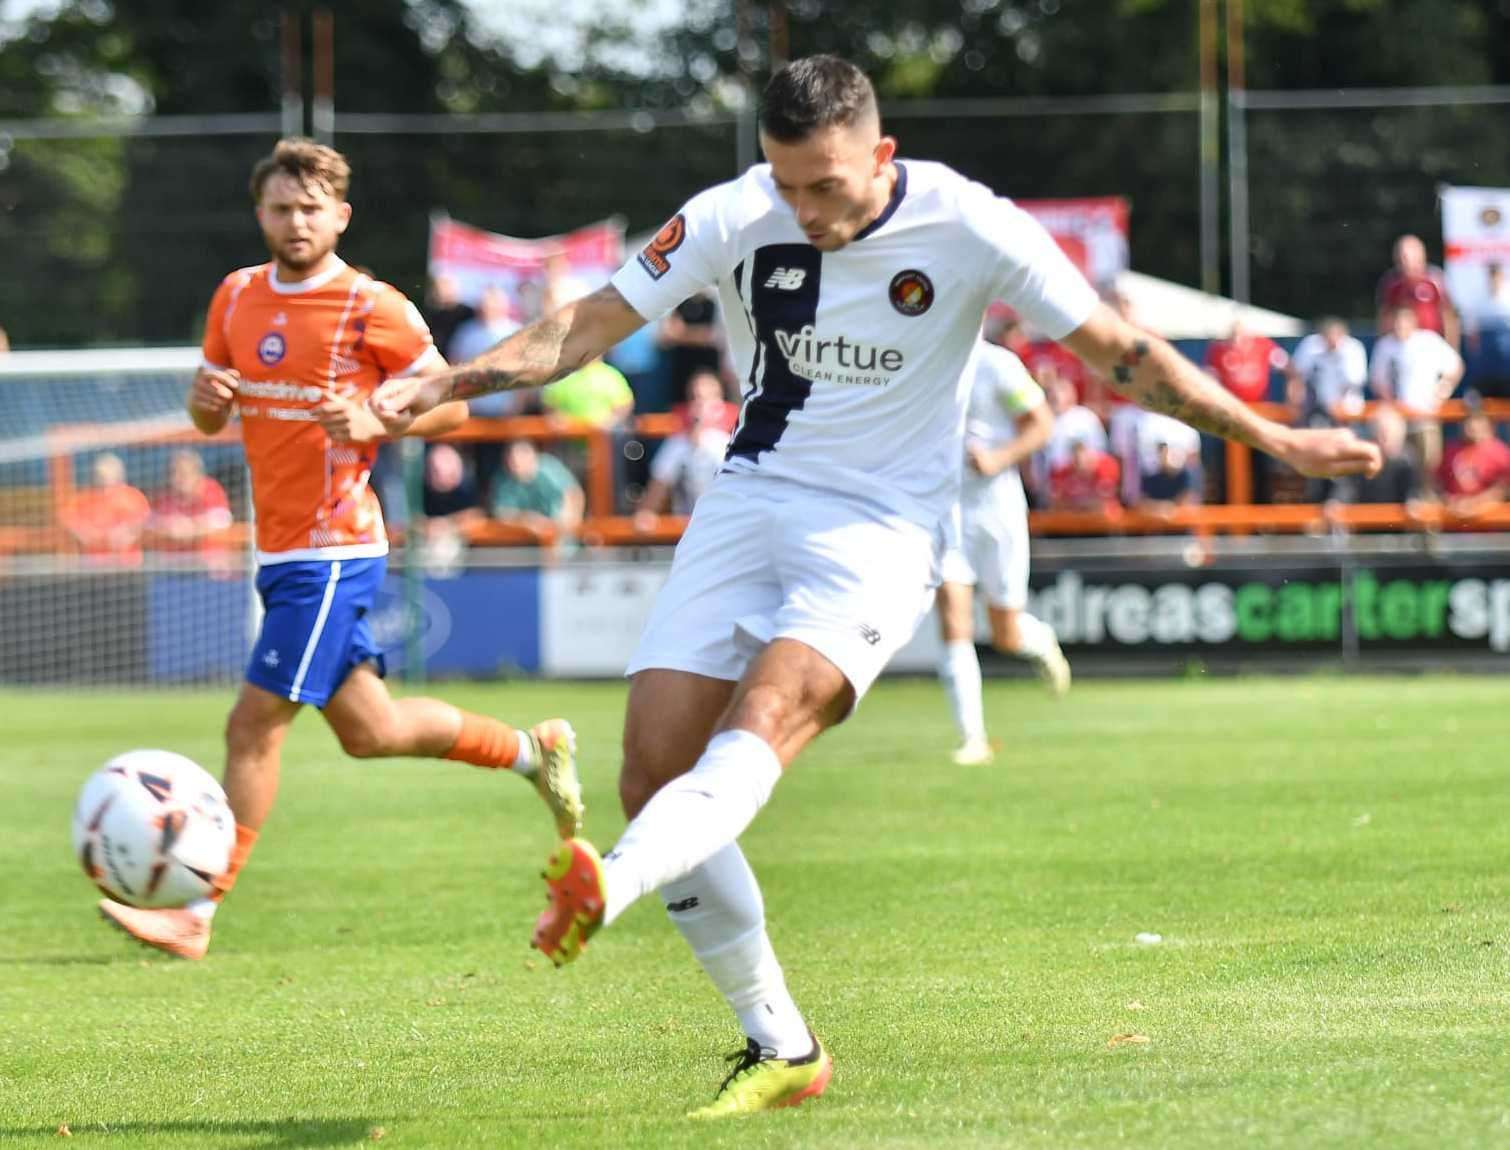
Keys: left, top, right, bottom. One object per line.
{"left": 1035, "top": 374, "right": 1107, "bottom": 501}
{"left": 1370, "top": 305, "right": 1465, "bottom": 481}
{"left": 634, "top": 371, "right": 734, "bottom": 531}
{"left": 1287, "top": 317, "right": 1368, "bottom": 425}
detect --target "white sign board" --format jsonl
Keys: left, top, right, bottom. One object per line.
{"left": 1442, "top": 185, "right": 1510, "bottom": 315}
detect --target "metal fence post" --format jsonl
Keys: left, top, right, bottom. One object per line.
{"left": 401, "top": 435, "right": 426, "bottom": 686}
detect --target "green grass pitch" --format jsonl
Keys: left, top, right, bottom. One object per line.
{"left": 1, "top": 675, "right": 1507, "bottom": 1148}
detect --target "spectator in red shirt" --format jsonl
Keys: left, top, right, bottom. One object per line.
{"left": 1049, "top": 438, "right": 1121, "bottom": 514}
{"left": 149, "top": 449, "right": 233, "bottom": 553}
{"left": 1377, "top": 234, "right": 1459, "bottom": 349}
{"left": 61, "top": 452, "right": 151, "bottom": 564}
{"left": 1203, "top": 318, "right": 1289, "bottom": 404}
{"left": 1438, "top": 412, "right": 1510, "bottom": 517}
{"left": 987, "top": 308, "right": 1090, "bottom": 403}
{"left": 1021, "top": 337, "right": 1089, "bottom": 403}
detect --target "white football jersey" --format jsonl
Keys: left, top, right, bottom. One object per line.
{"left": 610, "top": 160, "right": 1099, "bottom": 527}
{"left": 960, "top": 341, "right": 1046, "bottom": 508}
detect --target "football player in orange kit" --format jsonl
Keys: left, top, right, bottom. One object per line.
{"left": 98, "top": 138, "right": 583, "bottom": 960}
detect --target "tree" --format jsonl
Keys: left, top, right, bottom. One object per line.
{"left": 3, "top": 0, "right": 1508, "bottom": 344}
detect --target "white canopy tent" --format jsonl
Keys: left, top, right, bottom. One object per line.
{"left": 1113, "top": 271, "right": 1306, "bottom": 340}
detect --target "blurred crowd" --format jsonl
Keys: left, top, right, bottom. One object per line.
{"left": 25, "top": 230, "right": 1510, "bottom": 565}
{"left": 56, "top": 448, "right": 234, "bottom": 568}
{"left": 371, "top": 259, "right": 745, "bottom": 559}
{"left": 393, "top": 230, "right": 1510, "bottom": 549}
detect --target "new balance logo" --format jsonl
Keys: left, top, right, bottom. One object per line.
{"left": 764, "top": 267, "right": 807, "bottom": 291}
{"left": 859, "top": 624, "right": 881, "bottom": 646}
{"left": 665, "top": 896, "right": 701, "bottom": 913}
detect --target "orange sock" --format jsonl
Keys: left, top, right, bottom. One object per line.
{"left": 444, "top": 712, "right": 523, "bottom": 770}
{"left": 210, "top": 823, "right": 260, "bottom": 902}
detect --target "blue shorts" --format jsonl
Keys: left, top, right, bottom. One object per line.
{"left": 245, "top": 557, "right": 387, "bottom": 708}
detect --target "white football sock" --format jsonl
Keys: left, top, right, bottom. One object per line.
{"left": 601, "top": 729, "right": 781, "bottom": 926}
{"left": 1012, "top": 613, "right": 1058, "bottom": 662}
{"left": 660, "top": 843, "right": 811, "bottom": 1059}
{"left": 512, "top": 733, "right": 535, "bottom": 772}
{"left": 938, "top": 640, "right": 986, "bottom": 742}
{"left": 185, "top": 897, "right": 217, "bottom": 921}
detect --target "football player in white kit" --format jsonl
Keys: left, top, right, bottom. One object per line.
{"left": 373, "top": 56, "right": 1381, "bottom": 1117}
{"left": 938, "top": 338, "right": 1068, "bottom": 767}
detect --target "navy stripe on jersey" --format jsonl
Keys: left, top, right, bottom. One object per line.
{"left": 727, "top": 245, "right": 823, "bottom": 462}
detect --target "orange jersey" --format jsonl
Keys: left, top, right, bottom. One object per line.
{"left": 200, "top": 259, "right": 438, "bottom": 561}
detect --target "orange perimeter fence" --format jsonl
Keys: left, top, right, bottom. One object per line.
{"left": 7, "top": 401, "right": 1510, "bottom": 557}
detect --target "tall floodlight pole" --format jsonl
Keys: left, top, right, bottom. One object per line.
{"left": 1226, "top": 0, "right": 1251, "bottom": 304}
{"left": 312, "top": 8, "right": 334, "bottom": 144}
{"left": 768, "top": 2, "right": 788, "bottom": 70}
{"left": 280, "top": 8, "right": 304, "bottom": 138}
{"left": 1198, "top": 0, "right": 1221, "bottom": 295}
{"left": 735, "top": 0, "right": 758, "bottom": 173}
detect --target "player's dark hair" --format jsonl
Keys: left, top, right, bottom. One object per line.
{"left": 759, "top": 55, "right": 878, "bottom": 143}
{"left": 250, "top": 137, "right": 351, "bottom": 203}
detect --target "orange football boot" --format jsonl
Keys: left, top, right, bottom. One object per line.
{"left": 531, "top": 838, "right": 605, "bottom": 967}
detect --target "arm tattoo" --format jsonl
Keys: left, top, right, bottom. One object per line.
{"left": 1112, "top": 337, "right": 1251, "bottom": 444}
{"left": 447, "top": 317, "right": 573, "bottom": 401}
{"left": 1112, "top": 339, "right": 1149, "bottom": 387}
{"left": 438, "top": 284, "right": 637, "bottom": 403}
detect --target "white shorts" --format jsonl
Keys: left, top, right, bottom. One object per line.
{"left": 939, "top": 485, "right": 1030, "bottom": 611}
{"left": 627, "top": 473, "right": 942, "bottom": 700}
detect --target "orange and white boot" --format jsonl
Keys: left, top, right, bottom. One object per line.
{"left": 531, "top": 838, "right": 605, "bottom": 967}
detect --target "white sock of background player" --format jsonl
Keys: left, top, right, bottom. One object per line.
{"left": 1011, "top": 613, "right": 1059, "bottom": 663}
{"left": 937, "top": 639, "right": 987, "bottom": 743}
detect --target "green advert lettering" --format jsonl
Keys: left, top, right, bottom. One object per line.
{"left": 1235, "top": 583, "right": 1272, "bottom": 642}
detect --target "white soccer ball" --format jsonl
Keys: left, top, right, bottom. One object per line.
{"left": 71, "top": 750, "right": 235, "bottom": 908}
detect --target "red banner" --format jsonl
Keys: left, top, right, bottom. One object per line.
{"left": 1016, "top": 196, "right": 1130, "bottom": 290}
{"left": 427, "top": 215, "right": 624, "bottom": 322}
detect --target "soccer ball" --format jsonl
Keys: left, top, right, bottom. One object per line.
{"left": 72, "top": 750, "right": 235, "bottom": 908}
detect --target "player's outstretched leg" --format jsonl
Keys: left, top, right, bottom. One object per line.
{"left": 324, "top": 667, "right": 584, "bottom": 838}
{"left": 436, "top": 711, "right": 583, "bottom": 837}
{"left": 97, "top": 686, "right": 283, "bottom": 960}
{"left": 533, "top": 643, "right": 845, "bottom": 964}
{"left": 688, "top": 1033, "right": 833, "bottom": 1120}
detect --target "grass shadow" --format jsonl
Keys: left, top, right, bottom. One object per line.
{"left": 0, "top": 954, "right": 121, "bottom": 967}
{"left": 0, "top": 1118, "right": 387, "bottom": 1147}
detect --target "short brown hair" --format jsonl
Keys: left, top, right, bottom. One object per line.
{"left": 759, "top": 55, "right": 878, "bottom": 143}
{"left": 249, "top": 137, "right": 351, "bottom": 204}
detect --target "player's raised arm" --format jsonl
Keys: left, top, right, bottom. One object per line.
{"left": 1061, "top": 303, "right": 1382, "bottom": 480}
{"left": 370, "top": 285, "right": 645, "bottom": 431}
